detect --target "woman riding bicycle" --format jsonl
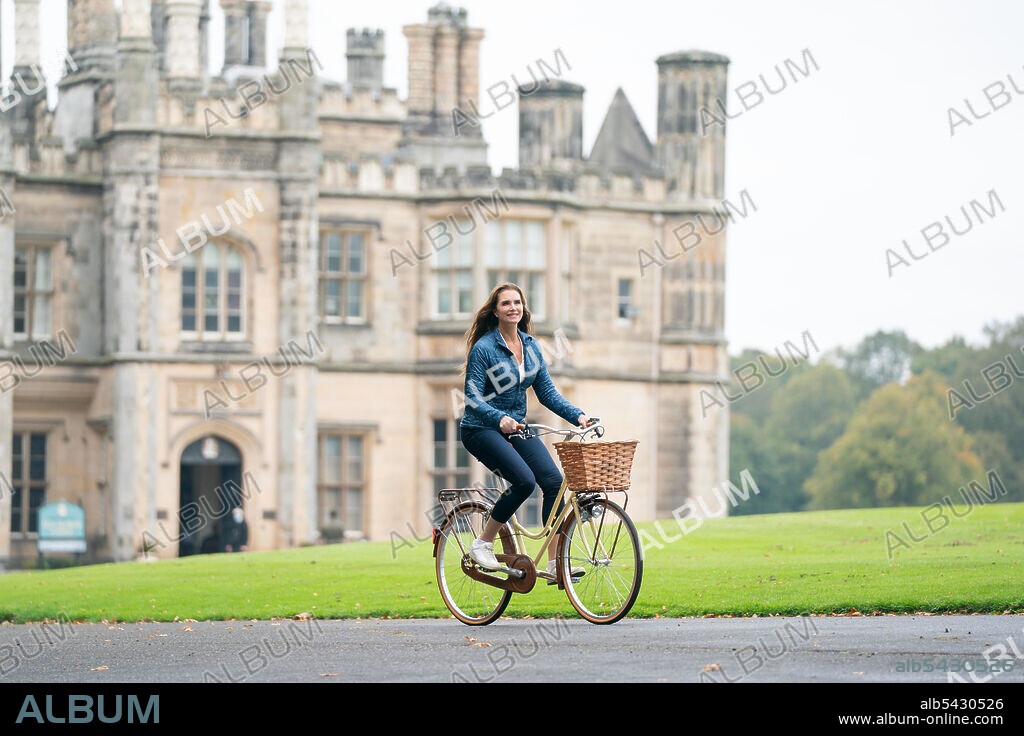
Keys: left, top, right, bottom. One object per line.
{"left": 459, "top": 282, "right": 591, "bottom": 579}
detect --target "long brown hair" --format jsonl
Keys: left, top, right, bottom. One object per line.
{"left": 460, "top": 282, "right": 534, "bottom": 378}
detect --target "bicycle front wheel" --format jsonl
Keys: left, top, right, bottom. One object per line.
{"left": 436, "top": 502, "right": 514, "bottom": 626}
{"left": 560, "top": 498, "right": 642, "bottom": 624}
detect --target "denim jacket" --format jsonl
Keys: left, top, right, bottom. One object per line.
{"left": 460, "top": 327, "right": 583, "bottom": 431}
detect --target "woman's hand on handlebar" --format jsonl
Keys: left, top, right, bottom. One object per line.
{"left": 499, "top": 416, "right": 524, "bottom": 435}
{"left": 577, "top": 414, "right": 600, "bottom": 428}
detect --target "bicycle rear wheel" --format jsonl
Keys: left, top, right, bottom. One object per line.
{"left": 560, "top": 498, "right": 642, "bottom": 624}
{"left": 435, "top": 502, "right": 514, "bottom": 626}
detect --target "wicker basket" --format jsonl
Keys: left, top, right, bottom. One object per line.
{"left": 554, "top": 440, "right": 639, "bottom": 491}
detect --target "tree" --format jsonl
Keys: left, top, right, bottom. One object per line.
{"left": 730, "top": 365, "right": 855, "bottom": 515}
{"left": 805, "top": 372, "right": 983, "bottom": 509}
{"left": 727, "top": 347, "right": 809, "bottom": 422}
{"left": 729, "top": 413, "right": 794, "bottom": 515}
{"left": 911, "top": 318, "right": 1024, "bottom": 500}
{"left": 910, "top": 335, "right": 974, "bottom": 379}
{"left": 761, "top": 364, "right": 857, "bottom": 511}
{"left": 838, "top": 330, "right": 921, "bottom": 398}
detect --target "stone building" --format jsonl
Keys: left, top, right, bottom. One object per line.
{"left": 0, "top": 0, "right": 731, "bottom": 567}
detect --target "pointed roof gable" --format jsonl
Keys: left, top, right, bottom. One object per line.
{"left": 587, "top": 88, "right": 654, "bottom": 173}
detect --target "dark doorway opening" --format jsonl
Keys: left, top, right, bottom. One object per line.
{"left": 178, "top": 436, "right": 243, "bottom": 557}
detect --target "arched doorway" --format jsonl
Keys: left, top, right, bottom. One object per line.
{"left": 178, "top": 436, "right": 244, "bottom": 557}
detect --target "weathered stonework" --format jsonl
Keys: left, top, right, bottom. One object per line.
{"left": 0, "top": 2, "right": 730, "bottom": 568}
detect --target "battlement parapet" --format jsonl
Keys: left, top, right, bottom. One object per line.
{"left": 319, "top": 83, "right": 404, "bottom": 120}
{"left": 11, "top": 138, "right": 102, "bottom": 179}
{"left": 320, "top": 155, "right": 419, "bottom": 194}
{"left": 346, "top": 28, "right": 386, "bottom": 53}
{"left": 415, "top": 165, "right": 671, "bottom": 204}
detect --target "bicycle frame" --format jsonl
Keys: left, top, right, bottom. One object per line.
{"left": 510, "top": 479, "right": 629, "bottom": 567}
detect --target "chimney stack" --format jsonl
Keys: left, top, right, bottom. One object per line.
{"left": 10, "top": 1, "right": 43, "bottom": 144}
{"left": 165, "top": 0, "right": 202, "bottom": 87}
{"left": 400, "top": 3, "right": 488, "bottom": 172}
{"left": 13, "top": 0, "right": 41, "bottom": 71}
{"left": 282, "top": 0, "right": 309, "bottom": 52}
{"left": 115, "top": 0, "right": 158, "bottom": 125}
{"left": 221, "top": 0, "right": 247, "bottom": 67}
{"left": 402, "top": 3, "right": 484, "bottom": 138}
{"left": 518, "top": 80, "right": 584, "bottom": 171}
{"left": 247, "top": 1, "right": 272, "bottom": 67}
{"left": 66, "top": 0, "right": 118, "bottom": 76}
{"left": 655, "top": 50, "right": 729, "bottom": 200}
{"left": 150, "top": 1, "right": 167, "bottom": 71}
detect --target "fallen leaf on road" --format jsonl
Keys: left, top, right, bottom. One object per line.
{"left": 469, "top": 642, "right": 490, "bottom": 647}
{"left": 702, "top": 664, "right": 722, "bottom": 671}
{"left": 319, "top": 673, "right": 342, "bottom": 677}
{"left": 465, "top": 636, "right": 476, "bottom": 642}
{"left": 90, "top": 666, "right": 109, "bottom": 671}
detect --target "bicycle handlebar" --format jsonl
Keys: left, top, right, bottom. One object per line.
{"left": 506, "top": 417, "right": 604, "bottom": 442}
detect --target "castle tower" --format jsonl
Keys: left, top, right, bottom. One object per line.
{"left": 277, "top": 0, "right": 321, "bottom": 547}
{"left": 52, "top": 0, "right": 118, "bottom": 154}
{"left": 655, "top": 51, "right": 729, "bottom": 200}
{"left": 104, "top": 0, "right": 162, "bottom": 561}
{"left": 400, "top": 3, "right": 487, "bottom": 172}
{"left": 517, "top": 80, "right": 584, "bottom": 171}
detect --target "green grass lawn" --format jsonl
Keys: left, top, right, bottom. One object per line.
{"left": 1, "top": 504, "right": 1021, "bottom": 623}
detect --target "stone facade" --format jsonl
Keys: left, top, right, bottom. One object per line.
{"left": 0, "top": 1, "right": 731, "bottom": 567}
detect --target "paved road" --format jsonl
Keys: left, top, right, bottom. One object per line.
{"left": 1, "top": 615, "right": 1022, "bottom": 683}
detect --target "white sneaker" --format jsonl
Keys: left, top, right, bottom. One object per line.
{"left": 546, "top": 558, "right": 585, "bottom": 584}
{"left": 469, "top": 538, "right": 500, "bottom": 570}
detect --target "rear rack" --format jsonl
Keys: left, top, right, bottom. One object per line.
{"left": 437, "top": 487, "right": 503, "bottom": 519}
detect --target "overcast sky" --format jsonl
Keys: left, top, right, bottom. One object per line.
{"left": 9, "top": 0, "right": 1023, "bottom": 354}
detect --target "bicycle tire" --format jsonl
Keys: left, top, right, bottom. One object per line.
{"left": 559, "top": 498, "right": 643, "bottom": 624}
{"left": 435, "top": 501, "right": 514, "bottom": 626}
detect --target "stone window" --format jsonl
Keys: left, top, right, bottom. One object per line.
{"left": 318, "top": 433, "right": 366, "bottom": 540}
{"left": 432, "top": 418, "right": 470, "bottom": 495}
{"left": 485, "top": 220, "right": 545, "bottom": 319}
{"left": 320, "top": 231, "right": 367, "bottom": 323}
{"left": 432, "top": 220, "right": 474, "bottom": 319}
{"left": 181, "top": 243, "right": 245, "bottom": 340}
{"left": 10, "top": 432, "right": 47, "bottom": 535}
{"left": 13, "top": 245, "right": 53, "bottom": 340}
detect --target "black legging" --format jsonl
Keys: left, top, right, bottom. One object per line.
{"left": 460, "top": 426, "right": 565, "bottom": 525}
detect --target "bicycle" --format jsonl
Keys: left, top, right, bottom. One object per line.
{"left": 432, "top": 418, "right": 643, "bottom": 625}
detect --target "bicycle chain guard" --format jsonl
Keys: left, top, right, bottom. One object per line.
{"left": 462, "top": 553, "right": 537, "bottom": 594}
